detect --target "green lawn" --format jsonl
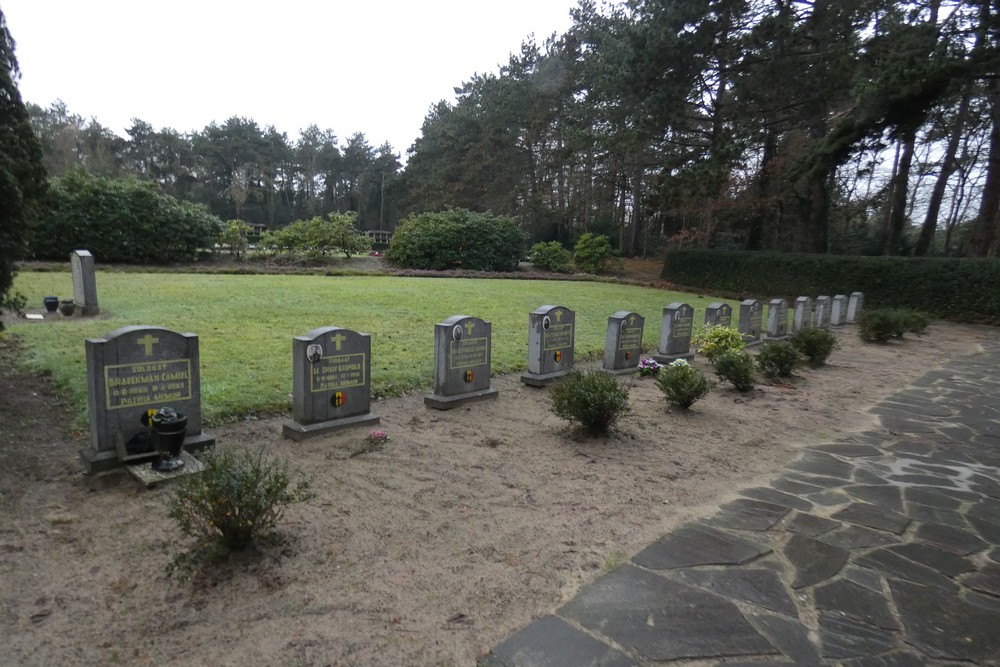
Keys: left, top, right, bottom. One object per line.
{"left": 9, "top": 271, "right": 736, "bottom": 424}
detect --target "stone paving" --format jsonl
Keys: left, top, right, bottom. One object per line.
{"left": 481, "top": 336, "right": 1000, "bottom": 666}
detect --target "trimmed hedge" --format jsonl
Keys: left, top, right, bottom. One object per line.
{"left": 662, "top": 250, "right": 1000, "bottom": 324}
{"left": 387, "top": 209, "right": 524, "bottom": 272}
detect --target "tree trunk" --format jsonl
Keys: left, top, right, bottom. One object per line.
{"left": 745, "top": 129, "right": 777, "bottom": 250}
{"left": 967, "top": 78, "right": 1000, "bottom": 257}
{"left": 915, "top": 90, "right": 971, "bottom": 255}
{"left": 885, "top": 124, "right": 918, "bottom": 256}
{"left": 628, "top": 167, "right": 644, "bottom": 256}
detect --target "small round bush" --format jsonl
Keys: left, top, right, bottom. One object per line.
{"left": 692, "top": 325, "right": 746, "bottom": 363}
{"left": 790, "top": 328, "right": 837, "bottom": 367}
{"left": 572, "top": 233, "right": 614, "bottom": 274}
{"left": 529, "top": 241, "right": 572, "bottom": 273}
{"left": 858, "top": 309, "right": 905, "bottom": 342}
{"left": 713, "top": 350, "right": 757, "bottom": 391}
{"left": 899, "top": 309, "right": 931, "bottom": 335}
{"left": 756, "top": 341, "right": 800, "bottom": 378}
{"left": 655, "top": 359, "right": 711, "bottom": 409}
{"left": 550, "top": 370, "right": 631, "bottom": 434}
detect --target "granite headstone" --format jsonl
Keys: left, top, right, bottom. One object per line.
{"left": 521, "top": 305, "right": 575, "bottom": 387}
{"left": 704, "top": 302, "right": 733, "bottom": 328}
{"left": 766, "top": 298, "right": 789, "bottom": 339}
{"left": 603, "top": 311, "right": 644, "bottom": 375}
{"left": 425, "top": 315, "right": 499, "bottom": 409}
{"left": 847, "top": 292, "right": 864, "bottom": 323}
{"left": 815, "top": 296, "right": 831, "bottom": 328}
{"left": 738, "top": 299, "right": 764, "bottom": 346}
{"left": 793, "top": 297, "right": 813, "bottom": 332}
{"left": 830, "top": 294, "right": 847, "bottom": 327}
{"left": 653, "top": 302, "right": 695, "bottom": 362}
{"left": 71, "top": 249, "right": 99, "bottom": 316}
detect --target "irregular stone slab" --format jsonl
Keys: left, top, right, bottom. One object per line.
{"left": 885, "top": 544, "right": 975, "bottom": 577}
{"left": 890, "top": 578, "right": 1000, "bottom": 662}
{"left": 852, "top": 469, "right": 890, "bottom": 486}
{"left": 478, "top": 615, "right": 637, "bottom": 667}
{"left": 821, "top": 525, "right": 901, "bottom": 550}
{"left": 904, "top": 487, "right": 963, "bottom": 510}
{"left": 807, "top": 490, "right": 851, "bottom": 506}
{"left": 879, "top": 417, "right": 938, "bottom": 433}
{"left": 914, "top": 523, "right": 988, "bottom": 556}
{"left": 842, "top": 566, "right": 886, "bottom": 593}
{"left": 811, "top": 443, "right": 884, "bottom": 458}
{"left": 969, "top": 475, "right": 1000, "bottom": 499}
{"left": 839, "top": 651, "right": 930, "bottom": 666}
{"left": 856, "top": 549, "right": 958, "bottom": 592}
{"left": 632, "top": 524, "right": 771, "bottom": 570}
{"left": 967, "top": 590, "right": 1000, "bottom": 613}
{"left": 832, "top": 503, "right": 910, "bottom": 535}
{"left": 787, "top": 451, "right": 855, "bottom": 479}
{"left": 968, "top": 514, "right": 1000, "bottom": 543}
{"left": 968, "top": 497, "right": 1000, "bottom": 522}
{"left": 786, "top": 472, "right": 850, "bottom": 489}
{"left": 960, "top": 417, "right": 1000, "bottom": 438}
{"left": 990, "top": 547, "right": 1000, "bottom": 563}
{"left": 906, "top": 506, "right": 968, "bottom": 527}
{"left": 966, "top": 563, "right": 1000, "bottom": 597}
{"left": 815, "top": 579, "right": 899, "bottom": 630}
{"left": 558, "top": 565, "right": 776, "bottom": 661}
{"left": 843, "top": 485, "right": 903, "bottom": 513}
{"left": 785, "top": 534, "right": 849, "bottom": 588}
{"left": 676, "top": 568, "right": 797, "bottom": 617}
{"left": 819, "top": 612, "right": 896, "bottom": 659}
{"left": 886, "top": 473, "right": 957, "bottom": 488}
{"left": 746, "top": 612, "right": 820, "bottom": 664}
{"left": 885, "top": 440, "right": 937, "bottom": 456}
{"left": 705, "top": 498, "right": 791, "bottom": 532}
{"left": 738, "top": 487, "right": 813, "bottom": 512}
{"left": 908, "top": 462, "right": 964, "bottom": 477}
{"left": 786, "top": 512, "right": 840, "bottom": 537}
{"left": 772, "top": 477, "right": 824, "bottom": 495}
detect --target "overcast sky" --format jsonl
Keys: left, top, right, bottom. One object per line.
{"left": 3, "top": 0, "right": 579, "bottom": 158}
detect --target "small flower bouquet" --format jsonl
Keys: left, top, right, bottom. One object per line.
{"left": 638, "top": 357, "right": 663, "bottom": 377}
{"left": 365, "top": 429, "right": 390, "bottom": 446}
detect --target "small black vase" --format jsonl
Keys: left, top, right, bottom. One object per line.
{"left": 151, "top": 411, "right": 188, "bottom": 473}
{"left": 43, "top": 296, "right": 59, "bottom": 313}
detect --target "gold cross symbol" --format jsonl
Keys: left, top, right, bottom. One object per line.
{"left": 554, "top": 310, "right": 563, "bottom": 323}
{"left": 137, "top": 333, "right": 159, "bottom": 356}
{"left": 330, "top": 332, "right": 346, "bottom": 351}
{"left": 628, "top": 315, "right": 636, "bottom": 326}
{"left": 465, "top": 320, "right": 476, "bottom": 335}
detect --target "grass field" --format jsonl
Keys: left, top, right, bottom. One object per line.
{"left": 9, "top": 271, "right": 735, "bottom": 424}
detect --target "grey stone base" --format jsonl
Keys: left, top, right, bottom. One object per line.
{"left": 651, "top": 352, "right": 695, "bottom": 364}
{"left": 126, "top": 451, "right": 206, "bottom": 488}
{"left": 82, "top": 432, "right": 216, "bottom": 474}
{"left": 281, "top": 413, "right": 380, "bottom": 442}
{"left": 425, "top": 388, "right": 499, "bottom": 410}
{"left": 603, "top": 366, "right": 640, "bottom": 376}
{"left": 765, "top": 336, "right": 791, "bottom": 342}
{"left": 521, "top": 370, "right": 570, "bottom": 387}
{"left": 745, "top": 339, "right": 764, "bottom": 347}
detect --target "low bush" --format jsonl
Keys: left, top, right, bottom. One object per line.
{"left": 387, "top": 209, "right": 524, "bottom": 271}
{"left": 790, "top": 328, "right": 837, "bottom": 367}
{"left": 167, "top": 446, "right": 313, "bottom": 577}
{"left": 550, "top": 370, "right": 631, "bottom": 434}
{"left": 692, "top": 325, "right": 746, "bottom": 362}
{"left": 858, "top": 308, "right": 930, "bottom": 342}
{"left": 756, "top": 341, "right": 800, "bottom": 378}
{"left": 529, "top": 241, "right": 572, "bottom": 273}
{"left": 258, "top": 212, "right": 370, "bottom": 262}
{"left": 573, "top": 233, "right": 614, "bottom": 274}
{"left": 713, "top": 350, "right": 757, "bottom": 391}
{"left": 655, "top": 359, "right": 711, "bottom": 409}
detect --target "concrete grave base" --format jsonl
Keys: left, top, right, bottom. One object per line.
{"left": 764, "top": 335, "right": 791, "bottom": 342}
{"left": 81, "top": 432, "right": 216, "bottom": 474}
{"left": 126, "top": 451, "right": 206, "bottom": 488}
{"left": 520, "top": 370, "right": 570, "bottom": 387}
{"left": 603, "top": 367, "right": 640, "bottom": 376}
{"left": 282, "top": 412, "right": 380, "bottom": 442}
{"left": 424, "top": 388, "right": 499, "bottom": 410}
{"left": 651, "top": 352, "right": 695, "bottom": 364}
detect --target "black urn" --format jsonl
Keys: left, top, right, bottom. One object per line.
{"left": 151, "top": 407, "right": 188, "bottom": 473}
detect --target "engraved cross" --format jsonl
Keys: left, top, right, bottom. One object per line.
{"left": 137, "top": 334, "right": 159, "bottom": 356}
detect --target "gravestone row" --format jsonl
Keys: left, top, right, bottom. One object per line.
{"left": 82, "top": 293, "right": 864, "bottom": 469}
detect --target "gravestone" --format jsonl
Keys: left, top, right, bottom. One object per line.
{"left": 603, "top": 311, "right": 644, "bottom": 375}
{"left": 830, "top": 295, "right": 847, "bottom": 326}
{"left": 521, "top": 305, "right": 575, "bottom": 387}
{"left": 704, "top": 302, "right": 733, "bottom": 328}
{"left": 766, "top": 299, "right": 789, "bottom": 340}
{"left": 71, "top": 249, "right": 99, "bottom": 316}
{"left": 282, "top": 326, "right": 379, "bottom": 441}
{"left": 653, "top": 302, "right": 695, "bottom": 362}
{"left": 847, "top": 292, "right": 864, "bottom": 323}
{"left": 425, "top": 315, "right": 499, "bottom": 409}
{"left": 815, "top": 296, "right": 831, "bottom": 328}
{"left": 793, "top": 297, "right": 813, "bottom": 332}
{"left": 738, "top": 299, "right": 764, "bottom": 346}
{"left": 83, "top": 325, "right": 214, "bottom": 473}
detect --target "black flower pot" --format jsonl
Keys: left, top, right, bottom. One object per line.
{"left": 43, "top": 296, "right": 59, "bottom": 313}
{"left": 58, "top": 300, "right": 75, "bottom": 316}
{"left": 151, "top": 411, "right": 188, "bottom": 473}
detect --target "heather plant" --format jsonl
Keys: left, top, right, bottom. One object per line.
{"left": 655, "top": 359, "right": 711, "bottom": 409}
{"left": 790, "top": 328, "right": 837, "bottom": 367}
{"left": 713, "top": 350, "right": 757, "bottom": 391}
{"left": 692, "top": 325, "right": 746, "bottom": 362}
{"left": 550, "top": 370, "right": 631, "bottom": 434}
{"left": 756, "top": 341, "right": 800, "bottom": 378}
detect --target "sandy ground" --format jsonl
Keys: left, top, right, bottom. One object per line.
{"left": 0, "top": 322, "right": 993, "bottom": 666}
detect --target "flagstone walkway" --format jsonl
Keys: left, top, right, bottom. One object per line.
{"left": 481, "top": 335, "right": 1000, "bottom": 666}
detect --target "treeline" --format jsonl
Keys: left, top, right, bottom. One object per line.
{"left": 25, "top": 0, "right": 1000, "bottom": 259}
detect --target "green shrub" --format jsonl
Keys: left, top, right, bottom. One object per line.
{"left": 655, "top": 359, "right": 711, "bottom": 409}
{"left": 218, "top": 220, "right": 251, "bottom": 261}
{"left": 259, "top": 212, "right": 370, "bottom": 262}
{"left": 900, "top": 309, "right": 931, "bottom": 335}
{"left": 713, "top": 350, "right": 757, "bottom": 391}
{"left": 529, "top": 241, "right": 572, "bottom": 273}
{"left": 573, "top": 233, "right": 613, "bottom": 274}
{"left": 387, "top": 209, "right": 524, "bottom": 271}
{"left": 0, "top": 290, "right": 27, "bottom": 320}
{"left": 790, "top": 328, "right": 837, "bottom": 367}
{"left": 30, "top": 168, "right": 222, "bottom": 263}
{"left": 756, "top": 341, "right": 800, "bottom": 378}
{"left": 858, "top": 308, "right": 931, "bottom": 342}
{"left": 692, "top": 325, "right": 746, "bottom": 362}
{"left": 167, "top": 447, "right": 313, "bottom": 576}
{"left": 550, "top": 370, "right": 631, "bottom": 434}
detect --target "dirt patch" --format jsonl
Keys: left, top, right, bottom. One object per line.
{"left": 0, "top": 323, "right": 993, "bottom": 666}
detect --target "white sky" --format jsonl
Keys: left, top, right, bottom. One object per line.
{"left": 2, "top": 0, "right": 579, "bottom": 158}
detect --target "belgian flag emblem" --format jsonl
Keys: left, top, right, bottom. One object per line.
{"left": 464, "top": 370, "right": 475, "bottom": 383}
{"left": 554, "top": 350, "right": 562, "bottom": 363}
{"left": 333, "top": 391, "right": 346, "bottom": 407}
